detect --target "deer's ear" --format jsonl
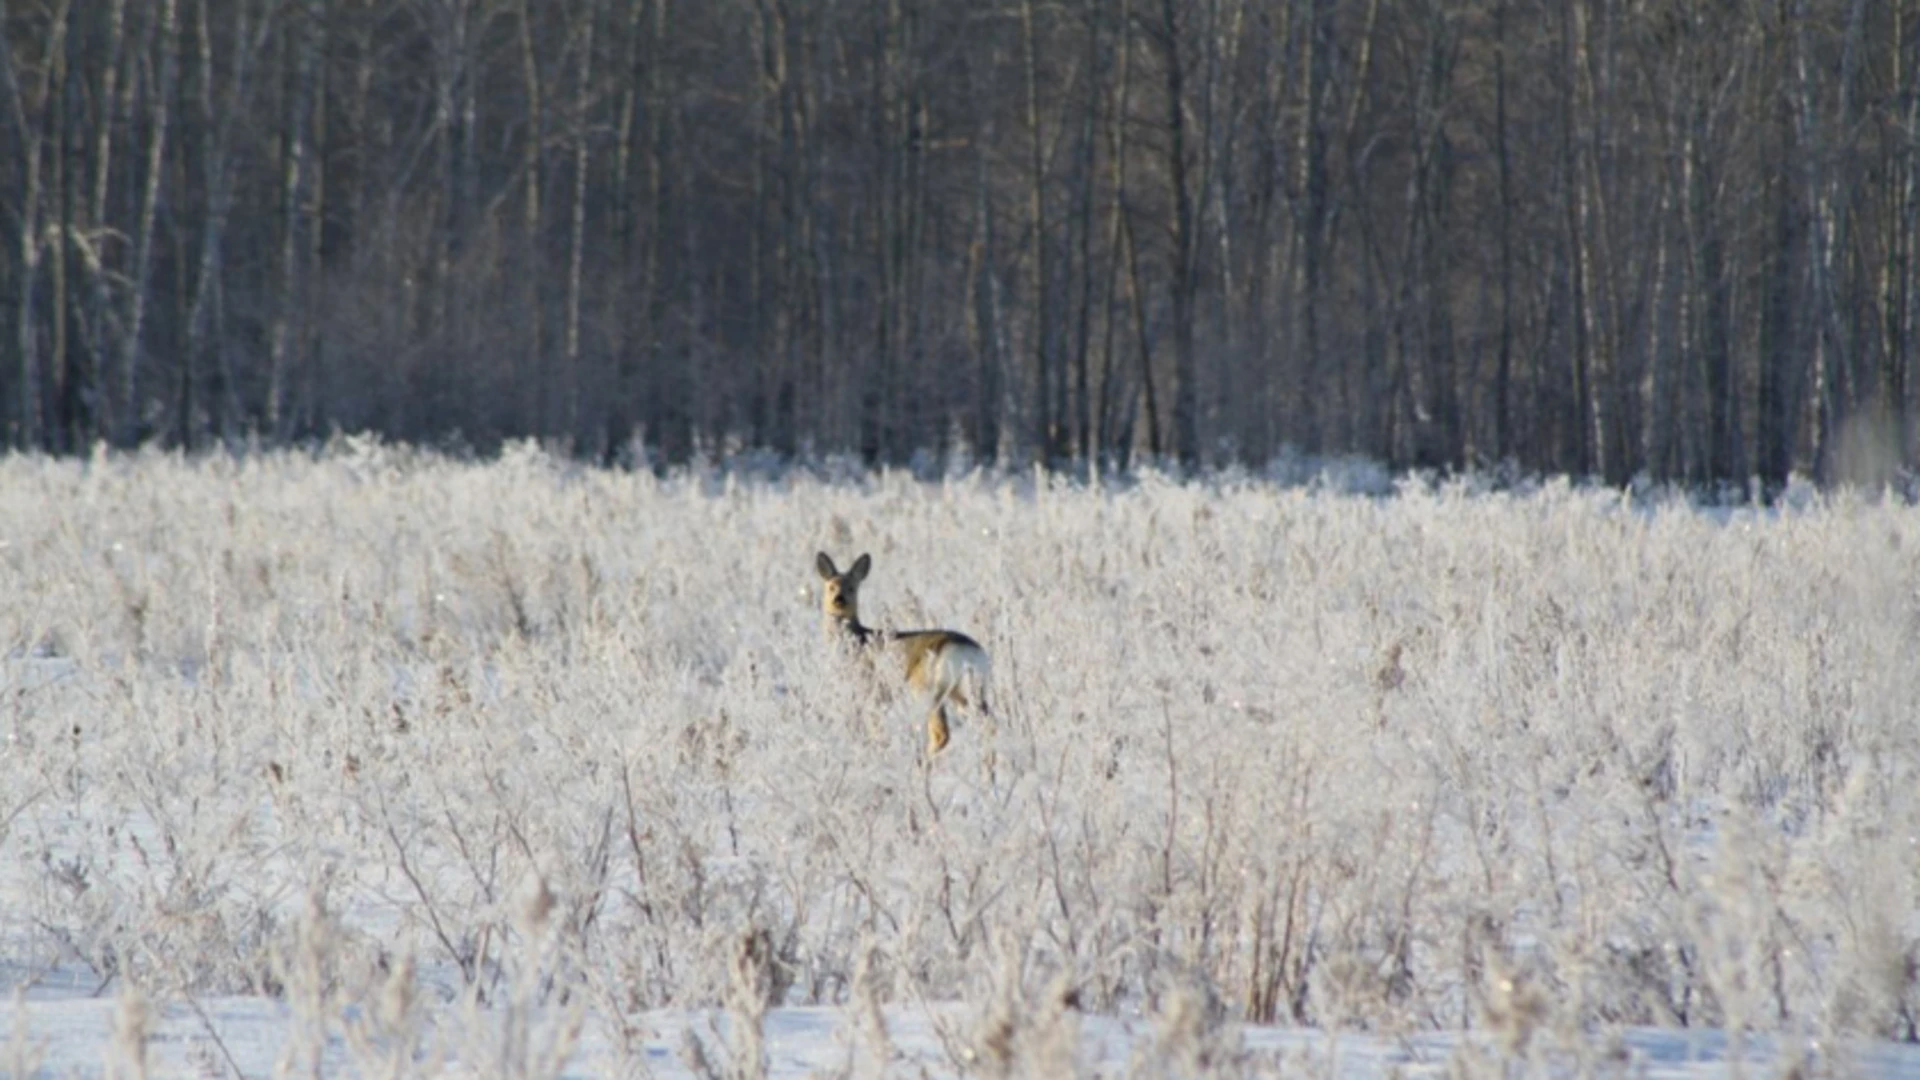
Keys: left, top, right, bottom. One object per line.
{"left": 850, "top": 553, "right": 872, "bottom": 583}
{"left": 816, "top": 552, "right": 838, "bottom": 580}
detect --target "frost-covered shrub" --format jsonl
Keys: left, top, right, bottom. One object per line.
{"left": 2, "top": 449, "right": 1917, "bottom": 1075}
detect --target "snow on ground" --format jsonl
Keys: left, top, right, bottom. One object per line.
{"left": 10, "top": 995, "right": 1920, "bottom": 1078}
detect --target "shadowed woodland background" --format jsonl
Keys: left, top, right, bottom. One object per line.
{"left": 1, "top": 0, "right": 1915, "bottom": 484}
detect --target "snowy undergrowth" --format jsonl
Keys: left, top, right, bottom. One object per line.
{"left": 1, "top": 442, "right": 1917, "bottom": 1077}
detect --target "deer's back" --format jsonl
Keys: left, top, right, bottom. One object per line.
{"left": 891, "top": 629, "right": 983, "bottom": 689}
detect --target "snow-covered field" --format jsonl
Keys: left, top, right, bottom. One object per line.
{"left": 2, "top": 443, "right": 1919, "bottom": 1078}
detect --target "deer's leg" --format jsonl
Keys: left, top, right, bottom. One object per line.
{"left": 927, "top": 705, "right": 951, "bottom": 757}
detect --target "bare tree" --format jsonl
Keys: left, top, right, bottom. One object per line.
{"left": 115, "top": 0, "right": 180, "bottom": 446}
{"left": 1153, "top": 0, "right": 1200, "bottom": 466}
{"left": 0, "top": 0, "right": 1913, "bottom": 483}
{"left": 178, "top": 0, "right": 274, "bottom": 446}
{"left": 0, "top": 0, "right": 70, "bottom": 447}
{"left": 564, "top": 0, "right": 601, "bottom": 440}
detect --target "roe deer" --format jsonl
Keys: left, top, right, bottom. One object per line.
{"left": 815, "top": 551, "right": 991, "bottom": 757}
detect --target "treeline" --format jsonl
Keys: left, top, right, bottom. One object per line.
{"left": 0, "top": 0, "right": 1915, "bottom": 484}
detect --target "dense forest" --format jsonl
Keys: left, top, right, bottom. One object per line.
{"left": 0, "top": 1, "right": 1914, "bottom": 484}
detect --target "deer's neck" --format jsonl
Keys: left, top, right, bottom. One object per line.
{"left": 830, "top": 613, "right": 878, "bottom": 647}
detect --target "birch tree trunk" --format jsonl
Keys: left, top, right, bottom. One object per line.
{"left": 118, "top": 0, "right": 179, "bottom": 446}
{"left": 267, "top": 0, "right": 317, "bottom": 439}
{"left": 518, "top": 0, "right": 549, "bottom": 434}
{"left": 565, "top": 0, "right": 600, "bottom": 441}
{"left": 80, "top": 0, "right": 128, "bottom": 448}
{"left": 1158, "top": 0, "right": 1199, "bottom": 466}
